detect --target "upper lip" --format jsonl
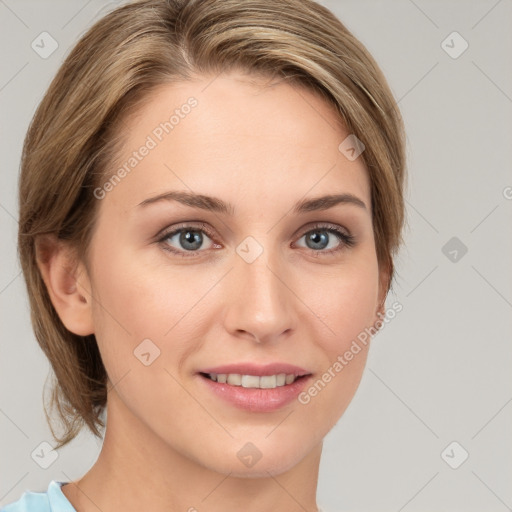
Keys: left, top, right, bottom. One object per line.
{"left": 198, "top": 362, "right": 311, "bottom": 377}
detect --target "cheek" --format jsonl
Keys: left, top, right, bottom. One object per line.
{"left": 294, "top": 258, "right": 379, "bottom": 421}
{"left": 87, "top": 241, "right": 218, "bottom": 369}
{"left": 301, "top": 256, "right": 380, "bottom": 349}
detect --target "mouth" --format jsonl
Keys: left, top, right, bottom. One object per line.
{"left": 196, "top": 364, "right": 313, "bottom": 412}
{"left": 199, "top": 372, "right": 309, "bottom": 389}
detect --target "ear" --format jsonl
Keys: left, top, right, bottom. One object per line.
{"left": 35, "top": 234, "right": 94, "bottom": 336}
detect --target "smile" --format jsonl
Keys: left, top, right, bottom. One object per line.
{"left": 202, "top": 372, "right": 301, "bottom": 389}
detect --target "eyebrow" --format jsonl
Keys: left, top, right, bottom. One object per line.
{"left": 137, "top": 190, "right": 367, "bottom": 214}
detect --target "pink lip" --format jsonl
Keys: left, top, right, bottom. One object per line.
{"left": 196, "top": 362, "right": 312, "bottom": 412}
{"left": 198, "top": 362, "right": 310, "bottom": 376}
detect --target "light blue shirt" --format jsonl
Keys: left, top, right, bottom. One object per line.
{"left": 0, "top": 481, "right": 75, "bottom": 512}
{"left": 1, "top": 481, "right": 333, "bottom": 512}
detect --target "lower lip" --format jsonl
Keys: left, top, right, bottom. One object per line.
{"left": 197, "top": 374, "right": 312, "bottom": 412}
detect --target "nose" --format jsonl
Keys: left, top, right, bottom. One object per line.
{"left": 223, "top": 245, "right": 297, "bottom": 345}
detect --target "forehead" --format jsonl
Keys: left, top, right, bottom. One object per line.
{"left": 102, "top": 72, "right": 371, "bottom": 212}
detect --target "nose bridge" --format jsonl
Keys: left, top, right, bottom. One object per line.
{"left": 225, "top": 236, "right": 295, "bottom": 342}
{"left": 243, "top": 249, "right": 282, "bottom": 305}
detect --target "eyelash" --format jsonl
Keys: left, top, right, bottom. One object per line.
{"left": 156, "top": 222, "right": 356, "bottom": 259}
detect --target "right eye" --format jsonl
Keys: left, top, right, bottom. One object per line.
{"left": 157, "top": 223, "right": 221, "bottom": 258}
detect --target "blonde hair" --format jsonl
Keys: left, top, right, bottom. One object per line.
{"left": 18, "top": 0, "right": 406, "bottom": 448}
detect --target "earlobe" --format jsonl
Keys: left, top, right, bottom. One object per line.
{"left": 35, "top": 234, "right": 94, "bottom": 336}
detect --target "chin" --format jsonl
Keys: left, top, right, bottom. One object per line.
{"left": 213, "top": 454, "right": 305, "bottom": 478}
{"left": 199, "top": 436, "right": 317, "bottom": 478}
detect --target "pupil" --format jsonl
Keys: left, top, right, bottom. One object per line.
{"left": 307, "top": 231, "right": 328, "bottom": 250}
{"left": 181, "top": 230, "right": 202, "bottom": 250}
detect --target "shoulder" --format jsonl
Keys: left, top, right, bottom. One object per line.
{"left": 0, "top": 481, "right": 75, "bottom": 512}
{"left": 0, "top": 488, "right": 50, "bottom": 512}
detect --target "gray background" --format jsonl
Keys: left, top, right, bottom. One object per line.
{"left": 1, "top": 1, "right": 511, "bottom": 511}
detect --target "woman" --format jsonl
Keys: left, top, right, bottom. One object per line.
{"left": 3, "top": 0, "right": 406, "bottom": 510}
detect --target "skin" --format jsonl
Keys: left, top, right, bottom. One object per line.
{"left": 39, "top": 70, "right": 388, "bottom": 512}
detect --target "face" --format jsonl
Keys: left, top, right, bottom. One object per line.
{"left": 80, "top": 71, "right": 385, "bottom": 477}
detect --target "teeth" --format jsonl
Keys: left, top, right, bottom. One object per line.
{"left": 241, "top": 375, "right": 261, "bottom": 388}
{"left": 206, "top": 372, "right": 299, "bottom": 389}
{"left": 227, "top": 374, "right": 242, "bottom": 386}
{"left": 259, "top": 375, "right": 276, "bottom": 389}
